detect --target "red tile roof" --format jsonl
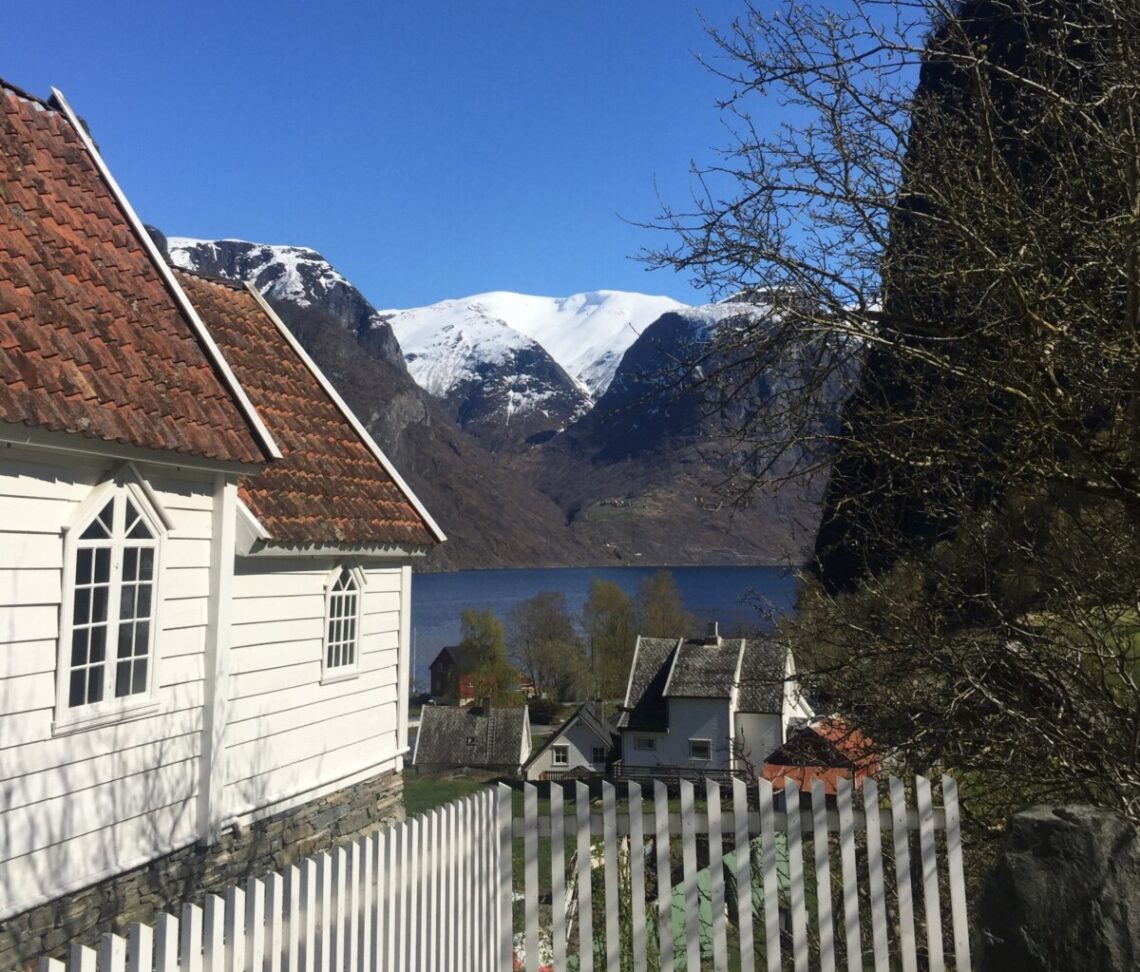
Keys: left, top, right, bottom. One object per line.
{"left": 176, "top": 271, "right": 438, "bottom": 548}
{"left": 0, "top": 82, "right": 268, "bottom": 465}
{"left": 761, "top": 717, "right": 880, "bottom": 795}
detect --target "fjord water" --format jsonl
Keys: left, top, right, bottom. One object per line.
{"left": 410, "top": 565, "right": 801, "bottom": 690}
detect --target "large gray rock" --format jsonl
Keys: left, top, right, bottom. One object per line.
{"left": 977, "top": 805, "right": 1140, "bottom": 972}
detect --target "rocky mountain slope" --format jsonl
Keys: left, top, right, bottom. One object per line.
{"left": 157, "top": 231, "right": 837, "bottom": 568}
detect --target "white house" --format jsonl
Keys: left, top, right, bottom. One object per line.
{"left": 0, "top": 78, "right": 443, "bottom": 932}
{"left": 523, "top": 701, "right": 616, "bottom": 781}
{"left": 615, "top": 627, "right": 813, "bottom": 780}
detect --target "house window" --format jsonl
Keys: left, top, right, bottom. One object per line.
{"left": 57, "top": 478, "right": 165, "bottom": 728}
{"left": 592, "top": 746, "right": 607, "bottom": 764}
{"left": 689, "top": 739, "right": 712, "bottom": 760}
{"left": 634, "top": 736, "right": 656, "bottom": 751}
{"left": 323, "top": 566, "right": 363, "bottom": 678}
{"left": 552, "top": 745, "right": 569, "bottom": 766}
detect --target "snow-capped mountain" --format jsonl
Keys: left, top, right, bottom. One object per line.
{"left": 165, "top": 237, "right": 406, "bottom": 370}
{"left": 382, "top": 290, "right": 686, "bottom": 400}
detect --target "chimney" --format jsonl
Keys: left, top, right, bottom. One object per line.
{"left": 705, "top": 621, "right": 720, "bottom": 645}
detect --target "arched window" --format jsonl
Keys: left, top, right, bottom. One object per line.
{"left": 323, "top": 566, "right": 364, "bottom": 679}
{"left": 56, "top": 474, "right": 165, "bottom": 729}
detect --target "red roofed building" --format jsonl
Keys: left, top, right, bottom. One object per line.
{"left": 760, "top": 717, "right": 880, "bottom": 795}
{"left": 0, "top": 78, "right": 442, "bottom": 955}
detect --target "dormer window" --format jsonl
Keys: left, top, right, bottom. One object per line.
{"left": 55, "top": 473, "right": 167, "bottom": 731}
{"left": 323, "top": 566, "right": 364, "bottom": 681}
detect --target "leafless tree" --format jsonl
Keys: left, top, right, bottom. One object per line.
{"left": 646, "top": 0, "right": 1140, "bottom": 829}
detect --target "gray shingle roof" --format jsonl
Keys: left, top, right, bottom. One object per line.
{"left": 413, "top": 705, "right": 528, "bottom": 768}
{"left": 617, "top": 634, "right": 788, "bottom": 728}
{"left": 617, "top": 637, "right": 679, "bottom": 730}
{"left": 664, "top": 638, "right": 745, "bottom": 698}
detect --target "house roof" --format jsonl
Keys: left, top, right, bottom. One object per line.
{"left": 176, "top": 272, "right": 438, "bottom": 548}
{"left": 413, "top": 705, "right": 529, "bottom": 768}
{"left": 0, "top": 81, "right": 270, "bottom": 466}
{"left": 617, "top": 637, "right": 679, "bottom": 731}
{"left": 430, "top": 644, "right": 485, "bottom": 674}
{"left": 618, "top": 634, "right": 788, "bottom": 730}
{"left": 522, "top": 701, "right": 615, "bottom": 773}
{"left": 761, "top": 716, "right": 879, "bottom": 795}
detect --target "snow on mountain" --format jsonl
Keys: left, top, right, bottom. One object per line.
{"left": 382, "top": 290, "right": 688, "bottom": 400}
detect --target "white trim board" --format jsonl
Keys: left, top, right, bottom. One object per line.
{"left": 49, "top": 87, "right": 282, "bottom": 464}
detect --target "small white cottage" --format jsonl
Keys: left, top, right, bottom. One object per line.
{"left": 523, "top": 702, "right": 616, "bottom": 781}
{"left": 0, "top": 77, "right": 443, "bottom": 945}
{"left": 615, "top": 626, "right": 813, "bottom": 780}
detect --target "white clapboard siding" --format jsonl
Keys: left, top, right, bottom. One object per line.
{"left": 0, "top": 568, "right": 61, "bottom": 607}
{"left": 0, "top": 638, "right": 62, "bottom": 679}
{"left": 3, "top": 532, "right": 64, "bottom": 570}
{"left": 29, "top": 775, "right": 971, "bottom": 972}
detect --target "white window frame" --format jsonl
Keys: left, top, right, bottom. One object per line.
{"left": 54, "top": 469, "right": 168, "bottom": 734}
{"left": 688, "top": 738, "right": 712, "bottom": 761}
{"left": 321, "top": 564, "right": 366, "bottom": 683}
{"left": 634, "top": 736, "right": 656, "bottom": 751}
{"left": 591, "top": 746, "right": 608, "bottom": 765}
{"left": 552, "top": 744, "right": 570, "bottom": 766}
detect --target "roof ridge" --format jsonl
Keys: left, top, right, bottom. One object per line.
{"left": 172, "top": 266, "right": 247, "bottom": 291}
{"left": 1, "top": 78, "right": 57, "bottom": 111}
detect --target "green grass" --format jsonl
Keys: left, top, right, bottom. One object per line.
{"left": 402, "top": 772, "right": 489, "bottom": 817}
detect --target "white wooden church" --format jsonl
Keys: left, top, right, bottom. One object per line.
{"left": 0, "top": 78, "right": 443, "bottom": 926}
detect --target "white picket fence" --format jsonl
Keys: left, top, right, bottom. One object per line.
{"left": 35, "top": 775, "right": 970, "bottom": 972}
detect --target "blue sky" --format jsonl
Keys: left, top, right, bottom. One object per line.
{"left": 5, "top": 2, "right": 754, "bottom": 308}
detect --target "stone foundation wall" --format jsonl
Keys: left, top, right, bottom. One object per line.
{"left": 0, "top": 769, "right": 405, "bottom": 972}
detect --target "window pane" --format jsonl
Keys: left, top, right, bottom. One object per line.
{"left": 123, "top": 547, "right": 138, "bottom": 581}
{"left": 92, "top": 585, "right": 108, "bottom": 623}
{"left": 88, "top": 665, "right": 104, "bottom": 703}
{"left": 74, "top": 587, "right": 91, "bottom": 625}
{"left": 76, "top": 548, "right": 93, "bottom": 583}
{"left": 71, "top": 628, "right": 88, "bottom": 667}
{"left": 94, "top": 549, "right": 111, "bottom": 584}
{"left": 89, "top": 626, "right": 106, "bottom": 663}
{"left": 118, "top": 622, "right": 133, "bottom": 658}
{"left": 136, "top": 584, "right": 152, "bottom": 620}
{"left": 132, "top": 659, "right": 147, "bottom": 695}
{"left": 69, "top": 669, "right": 86, "bottom": 707}
{"left": 115, "top": 660, "right": 131, "bottom": 698}
{"left": 134, "top": 621, "right": 149, "bottom": 655}
{"left": 139, "top": 548, "right": 155, "bottom": 581}
{"left": 120, "top": 583, "right": 136, "bottom": 621}
{"left": 81, "top": 502, "right": 113, "bottom": 540}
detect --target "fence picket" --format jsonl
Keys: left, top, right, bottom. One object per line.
{"left": 812, "top": 779, "right": 836, "bottom": 972}
{"left": 156, "top": 913, "right": 178, "bottom": 972}
{"left": 381, "top": 829, "right": 397, "bottom": 972}
{"left": 128, "top": 924, "right": 153, "bottom": 972}
{"left": 784, "top": 779, "right": 809, "bottom": 972}
{"left": 497, "top": 783, "right": 513, "bottom": 972}
{"left": 732, "top": 778, "right": 756, "bottom": 972}
{"left": 679, "top": 779, "right": 700, "bottom": 972}
{"left": 345, "top": 841, "right": 360, "bottom": 972}
{"left": 550, "top": 783, "right": 567, "bottom": 972}
{"left": 245, "top": 878, "right": 265, "bottom": 972}
{"left": 180, "top": 904, "right": 204, "bottom": 972}
{"left": 356, "top": 839, "right": 373, "bottom": 972}
{"left": 654, "top": 781, "right": 673, "bottom": 971}
{"left": 917, "top": 776, "right": 945, "bottom": 972}
{"left": 37, "top": 958, "right": 65, "bottom": 972}
{"left": 427, "top": 809, "right": 440, "bottom": 972}
{"left": 890, "top": 777, "right": 919, "bottom": 972}
{"left": 98, "top": 933, "right": 126, "bottom": 972}
{"left": 627, "top": 781, "right": 648, "bottom": 972}
{"left": 942, "top": 777, "right": 972, "bottom": 972}
{"left": 68, "top": 945, "right": 95, "bottom": 972}
{"left": 408, "top": 819, "right": 421, "bottom": 972}
{"left": 283, "top": 867, "right": 300, "bottom": 972}
{"left": 835, "top": 777, "right": 862, "bottom": 972}
{"left": 707, "top": 779, "right": 728, "bottom": 972}
{"left": 393, "top": 826, "right": 408, "bottom": 972}
{"left": 524, "top": 783, "right": 540, "bottom": 972}
{"left": 862, "top": 779, "right": 889, "bottom": 972}
{"left": 575, "top": 780, "right": 593, "bottom": 972}
{"left": 202, "top": 896, "right": 224, "bottom": 972}
{"left": 602, "top": 782, "right": 620, "bottom": 971}
{"left": 757, "top": 779, "right": 780, "bottom": 972}
{"left": 264, "top": 874, "right": 283, "bottom": 972}
{"left": 225, "top": 887, "right": 244, "bottom": 972}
